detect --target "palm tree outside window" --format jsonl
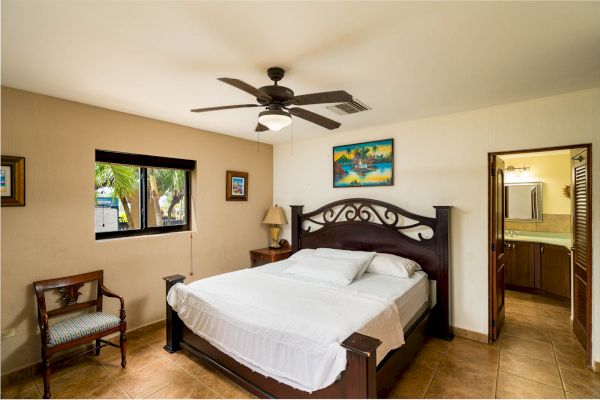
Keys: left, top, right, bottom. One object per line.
{"left": 95, "top": 150, "right": 194, "bottom": 239}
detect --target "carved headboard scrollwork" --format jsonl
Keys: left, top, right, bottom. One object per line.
{"left": 290, "top": 198, "right": 452, "bottom": 339}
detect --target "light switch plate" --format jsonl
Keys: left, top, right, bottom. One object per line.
{"left": 1, "top": 328, "right": 16, "bottom": 340}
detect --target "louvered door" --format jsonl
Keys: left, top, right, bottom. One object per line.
{"left": 572, "top": 149, "right": 591, "bottom": 356}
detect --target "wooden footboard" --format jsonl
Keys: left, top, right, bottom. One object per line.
{"left": 163, "top": 274, "right": 382, "bottom": 398}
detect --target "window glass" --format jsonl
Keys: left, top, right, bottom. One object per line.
{"left": 95, "top": 150, "right": 193, "bottom": 239}
{"left": 146, "top": 168, "right": 187, "bottom": 227}
{"left": 95, "top": 163, "right": 141, "bottom": 232}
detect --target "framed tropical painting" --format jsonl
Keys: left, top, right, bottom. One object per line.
{"left": 226, "top": 170, "right": 248, "bottom": 201}
{"left": 333, "top": 139, "right": 393, "bottom": 188}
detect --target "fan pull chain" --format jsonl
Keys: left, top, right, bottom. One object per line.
{"left": 290, "top": 117, "right": 294, "bottom": 156}
{"left": 257, "top": 131, "right": 260, "bottom": 153}
{"left": 189, "top": 231, "right": 194, "bottom": 276}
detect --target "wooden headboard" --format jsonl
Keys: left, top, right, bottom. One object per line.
{"left": 290, "top": 198, "right": 452, "bottom": 339}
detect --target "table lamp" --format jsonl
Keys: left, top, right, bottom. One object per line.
{"left": 262, "top": 205, "right": 288, "bottom": 248}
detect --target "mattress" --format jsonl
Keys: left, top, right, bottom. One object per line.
{"left": 259, "top": 260, "right": 430, "bottom": 329}
{"left": 168, "top": 260, "right": 429, "bottom": 393}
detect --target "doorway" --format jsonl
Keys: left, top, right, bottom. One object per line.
{"left": 488, "top": 144, "right": 593, "bottom": 366}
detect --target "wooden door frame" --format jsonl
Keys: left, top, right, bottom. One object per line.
{"left": 488, "top": 143, "right": 593, "bottom": 362}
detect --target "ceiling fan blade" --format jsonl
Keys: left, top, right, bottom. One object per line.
{"left": 190, "top": 104, "right": 260, "bottom": 113}
{"left": 289, "top": 107, "right": 341, "bottom": 130}
{"left": 255, "top": 123, "right": 269, "bottom": 132}
{"left": 218, "top": 78, "right": 272, "bottom": 101}
{"left": 291, "top": 90, "right": 352, "bottom": 106}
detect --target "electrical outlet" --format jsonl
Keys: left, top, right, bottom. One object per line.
{"left": 1, "top": 328, "right": 16, "bottom": 340}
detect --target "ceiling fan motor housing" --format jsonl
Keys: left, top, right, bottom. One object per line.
{"left": 258, "top": 85, "right": 295, "bottom": 105}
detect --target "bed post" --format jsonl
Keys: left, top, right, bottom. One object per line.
{"left": 290, "top": 205, "right": 303, "bottom": 253}
{"left": 163, "top": 274, "right": 185, "bottom": 353}
{"left": 433, "top": 206, "right": 453, "bottom": 340}
{"left": 341, "top": 332, "right": 381, "bottom": 398}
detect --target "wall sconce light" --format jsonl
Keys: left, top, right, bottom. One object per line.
{"left": 506, "top": 165, "right": 530, "bottom": 179}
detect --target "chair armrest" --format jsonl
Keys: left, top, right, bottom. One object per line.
{"left": 99, "top": 283, "right": 126, "bottom": 320}
{"left": 33, "top": 289, "right": 49, "bottom": 330}
{"left": 33, "top": 289, "right": 50, "bottom": 346}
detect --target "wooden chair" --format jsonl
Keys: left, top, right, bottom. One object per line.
{"left": 33, "top": 270, "right": 126, "bottom": 399}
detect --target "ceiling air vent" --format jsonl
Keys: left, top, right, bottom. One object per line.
{"left": 326, "top": 99, "right": 371, "bottom": 116}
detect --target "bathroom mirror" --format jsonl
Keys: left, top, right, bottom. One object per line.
{"left": 504, "top": 182, "right": 543, "bottom": 222}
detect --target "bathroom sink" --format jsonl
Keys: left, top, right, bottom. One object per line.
{"left": 504, "top": 230, "right": 572, "bottom": 250}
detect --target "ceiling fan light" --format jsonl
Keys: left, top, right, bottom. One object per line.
{"left": 258, "top": 110, "right": 292, "bottom": 131}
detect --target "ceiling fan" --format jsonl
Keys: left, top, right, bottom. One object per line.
{"left": 191, "top": 67, "right": 353, "bottom": 132}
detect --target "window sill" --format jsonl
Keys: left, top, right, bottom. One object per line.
{"left": 95, "top": 226, "right": 191, "bottom": 241}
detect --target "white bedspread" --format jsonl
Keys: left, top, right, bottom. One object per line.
{"left": 167, "top": 268, "right": 404, "bottom": 393}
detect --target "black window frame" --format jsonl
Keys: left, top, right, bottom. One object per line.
{"left": 95, "top": 150, "right": 194, "bottom": 240}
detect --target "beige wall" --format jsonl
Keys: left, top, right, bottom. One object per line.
{"left": 273, "top": 88, "right": 600, "bottom": 361}
{"left": 503, "top": 153, "right": 572, "bottom": 215}
{"left": 503, "top": 152, "right": 572, "bottom": 233}
{"left": 0, "top": 87, "right": 273, "bottom": 373}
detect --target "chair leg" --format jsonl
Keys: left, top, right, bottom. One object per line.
{"left": 42, "top": 358, "right": 51, "bottom": 399}
{"left": 120, "top": 331, "right": 127, "bottom": 368}
{"left": 95, "top": 339, "right": 101, "bottom": 356}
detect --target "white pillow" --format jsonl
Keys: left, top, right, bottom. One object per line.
{"left": 284, "top": 254, "right": 366, "bottom": 285}
{"left": 288, "top": 248, "right": 316, "bottom": 261}
{"left": 315, "top": 248, "right": 376, "bottom": 278}
{"left": 367, "top": 253, "right": 422, "bottom": 278}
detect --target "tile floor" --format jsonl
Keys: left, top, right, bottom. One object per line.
{"left": 389, "top": 290, "right": 599, "bottom": 399}
{"left": 2, "top": 290, "right": 599, "bottom": 399}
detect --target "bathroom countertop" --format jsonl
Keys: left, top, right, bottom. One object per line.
{"left": 505, "top": 231, "right": 572, "bottom": 250}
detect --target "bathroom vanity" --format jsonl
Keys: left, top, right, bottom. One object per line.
{"left": 504, "top": 232, "right": 571, "bottom": 300}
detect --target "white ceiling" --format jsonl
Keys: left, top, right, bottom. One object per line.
{"left": 3, "top": 1, "right": 600, "bottom": 144}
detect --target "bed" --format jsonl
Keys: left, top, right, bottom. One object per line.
{"left": 163, "top": 198, "right": 452, "bottom": 398}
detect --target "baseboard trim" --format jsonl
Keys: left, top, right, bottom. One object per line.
{"left": 452, "top": 326, "right": 488, "bottom": 343}
{"left": 1, "top": 319, "right": 166, "bottom": 385}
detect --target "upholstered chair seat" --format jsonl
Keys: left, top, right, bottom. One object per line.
{"left": 34, "top": 270, "right": 127, "bottom": 399}
{"left": 48, "top": 312, "right": 121, "bottom": 347}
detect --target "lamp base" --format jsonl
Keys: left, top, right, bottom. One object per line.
{"left": 268, "top": 225, "right": 281, "bottom": 249}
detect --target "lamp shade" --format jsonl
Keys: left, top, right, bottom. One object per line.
{"left": 262, "top": 205, "right": 288, "bottom": 225}
{"left": 258, "top": 110, "right": 292, "bottom": 131}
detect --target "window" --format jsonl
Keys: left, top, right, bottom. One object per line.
{"left": 95, "top": 150, "right": 194, "bottom": 239}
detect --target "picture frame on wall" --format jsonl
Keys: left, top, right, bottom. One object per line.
{"left": 1, "top": 156, "right": 25, "bottom": 207}
{"left": 226, "top": 170, "right": 248, "bottom": 201}
{"left": 332, "top": 138, "right": 394, "bottom": 188}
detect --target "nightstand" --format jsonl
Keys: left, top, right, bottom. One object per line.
{"left": 250, "top": 247, "right": 292, "bottom": 268}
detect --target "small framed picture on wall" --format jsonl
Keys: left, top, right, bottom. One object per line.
{"left": 226, "top": 170, "right": 248, "bottom": 201}
{"left": 1, "top": 155, "right": 25, "bottom": 206}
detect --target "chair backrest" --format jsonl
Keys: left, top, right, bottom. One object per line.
{"left": 33, "top": 270, "right": 104, "bottom": 317}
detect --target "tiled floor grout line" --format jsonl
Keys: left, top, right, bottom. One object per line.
{"left": 422, "top": 342, "right": 449, "bottom": 398}
{"left": 31, "top": 374, "right": 42, "bottom": 398}
{"left": 92, "top": 357, "right": 133, "bottom": 399}
{"left": 26, "top": 365, "right": 41, "bottom": 398}
{"left": 499, "top": 370, "right": 566, "bottom": 391}
{"left": 167, "top": 351, "right": 224, "bottom": 399}
{"left": 142, "top": 383, "right": 170, "bottom": 399}
{"left": 498, "top": 292, "right": 581, "bottom": 398}
{"left": 95, "top": 335, "right": 171, "bottom": 399}
{"left": 545, "top": 313, "right": 569, "bottom": 398}
{"left": 494, "top": 336, "right": 501, "bottom": 399}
